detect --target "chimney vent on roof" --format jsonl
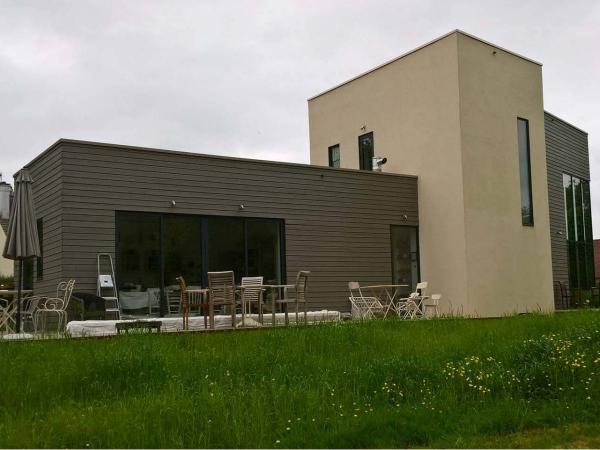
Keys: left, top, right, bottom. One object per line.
{"left": 0, "top": 172, "right": 13, "bottom": 220}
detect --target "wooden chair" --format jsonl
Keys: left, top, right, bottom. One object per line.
{"left": 240, "top": 276, "right": 264, "bottom": 326}
{"left": 208, "top": 271, "right": 237, "bottom": 329}
{"left": 277, "top": 271, "right": 310, "bottom": 325}
{"left": 176, "top": 275, "right": 208, "bottom": 330}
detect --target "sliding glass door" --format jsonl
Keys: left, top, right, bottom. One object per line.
{"left": 116, "top": 212, "right": 285, "bottom": 317}
{"left": 116, "top": 212, "right": 161, "bottom": 315}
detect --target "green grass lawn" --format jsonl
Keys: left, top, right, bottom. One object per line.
{"left": 1, "top": 312, "right": 599, "bottom": 448}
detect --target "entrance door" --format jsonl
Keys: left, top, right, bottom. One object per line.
{"left": 390, "top": 226, "right": 419, "bottom": 292}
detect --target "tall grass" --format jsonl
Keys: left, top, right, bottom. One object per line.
{"left": 1, "top": 312, "right": 599, "bottom": 448}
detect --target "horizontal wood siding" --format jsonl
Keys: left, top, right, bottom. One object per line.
{"left": 26, "top": 148, "right": 63, "bottom": 297}
{"left": 30, "top": 141, "right": 418, "bottom": 312}
{"left": 544, "top": 112, "right": 590, "bottom": 307}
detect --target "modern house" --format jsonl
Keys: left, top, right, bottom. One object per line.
{"left": 15, "top": 30, "right": 593, "bottom": 318}
{"left": 309, "top": 30, "right": 592, "bottom": 315}
{"left": 20, "top": 140, "right": 417, "bottom": 315}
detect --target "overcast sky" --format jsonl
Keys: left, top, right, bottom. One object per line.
{"left": 1, "top": 0, "right": 599, "bottom": 234}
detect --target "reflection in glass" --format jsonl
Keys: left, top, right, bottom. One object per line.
{"left": 391, "top": 226, "right": 419, "bottom": 294}
{"left": 247, "top": 219, "right": 281, "bottom": 285}
{"left": 517, "top": 118, "right": 534, "bottom": 225}
{"left": 207, "top": 217, "right": 245, "bottom": 282}
{"left": 117, "top": 212, "right": 161, "bottom": 315}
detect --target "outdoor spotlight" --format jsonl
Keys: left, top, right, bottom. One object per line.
{"left": 170, "top": 200, "right": 176, "bottom": 207}
{"left": 239, "top": 204, "right": 245, "bottom": 210}
{"left": 372, "top": 156, "right": 388, "bottom": 172}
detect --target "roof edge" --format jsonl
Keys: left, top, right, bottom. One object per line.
{"left": 22, "top": 138, "right": 418, "bottom": 179}
{"left": 308, "top": 29, "right": 542, "bottom": 101}
{"left": 544, "top": 111, "right": 588, "bottom": 135}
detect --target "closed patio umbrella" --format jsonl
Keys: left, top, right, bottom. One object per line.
{"left": 2, "top": 169, "right": 41, "bottom": 333}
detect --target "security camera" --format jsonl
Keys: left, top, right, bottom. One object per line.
{"left": 372, "top": 156, "right": 388, "bottom": 172}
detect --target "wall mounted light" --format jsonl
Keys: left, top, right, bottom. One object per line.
{"left": 239, "top": 204, "right": 245, "bottom": 210}
{"left": 170, "top": 200, "right": 176, "bottom": 207}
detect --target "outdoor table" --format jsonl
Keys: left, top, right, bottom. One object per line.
{"left": 360, "top": 284, "right": 409, "bottom": 317}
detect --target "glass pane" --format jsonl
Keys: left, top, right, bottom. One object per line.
{"left": 568, "top": 240, "right": 579, "bottom": 290}
{"left": 391, "top": 226, "right": 419, "bottom": 293}
{"left": 359, "top": 133, "right": 374, "bottom": 171}
{"left": 247, "top": 219, "right": 281, "bottom": 285}
{"left": 517, "top": 118, "right": 533, "bottom": 225}
{"left": 586, "top": 242, "right": 595, "bottom": 289}
{"left": 117, "top": 212, "right": 161, "bottom": 315}
{"left": 328, "top": 145, "right": 340, "bottom": 168}
{"left": 578, "top": 242, "right": 588, "bottom": 289}
{"left": 582, "top": 180, "right": 593, "bottom": 243}
{"left": 563, "top": 174, "right": 575, "bottom": 240}
{"left": 207, "top": 217, "right": 245, "bottom": 282}
{"left": 574, "top": 177, "right": 584, "bottom": 242}
{"left": 163, "top": 215, "right": 203, "bottom": 288}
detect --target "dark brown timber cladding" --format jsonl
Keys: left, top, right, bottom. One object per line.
{"left": 27, "top": 140, "right": 418, "bottom": 311}
{"left": 25, "top": 147, "right": 63, "bottom": 296}
{"left": 544, "top": 112, "right": 590, "bottom": 307}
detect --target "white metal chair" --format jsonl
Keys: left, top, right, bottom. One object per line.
{"left": 396, "top": 281, "right": 428, "bottom": 319}
{"left": 0, "top": 298, "right": 17, "bottom": 334}
{"left": 240, "top": 276, "right": 264, "bottom": 326}
{"left": 34, "top": 280, "right": 76, "bottom": 333}
{"left": 422, "top": 294, "right": 441, "bottom": 318}
{"left": 348, "top": 282, "right": 385, "bottom": 319}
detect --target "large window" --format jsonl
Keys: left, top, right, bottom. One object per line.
{"left": 517, "top": 118, "right": 534, "bottom": 226}
{"left": 563, "top": 174, "right": 594, "bottom": 291}
{"left": 358, "top": 132, "right": 374, "bottom": 171}
{"left": 116, "top": 212, "right": 285, "bottom": 316}
{"left": 391, "top": 226, "right": 419, "bottom": 293}
{"left": 328, "top": 144, "right": 340, "bottom": 168}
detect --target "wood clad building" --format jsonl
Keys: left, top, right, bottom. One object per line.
{"left": 23, "top": 139, "right": 419, "bottom": 313}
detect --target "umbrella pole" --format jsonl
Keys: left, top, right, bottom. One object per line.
{"left": 17, "top": 260, "right": 23, "bottom": 333}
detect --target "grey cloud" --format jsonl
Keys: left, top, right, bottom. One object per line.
{"left": 1, "top": 0, "right": 599, "bottom": 233}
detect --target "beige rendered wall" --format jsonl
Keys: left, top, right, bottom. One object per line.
{"left": 456, "top": 34, "right": 554, "bottom": 316}
{"left": 309, "top": 33, "right": 469, "bottom": 315}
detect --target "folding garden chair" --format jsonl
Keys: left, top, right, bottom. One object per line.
{"left": 348, "top": 282, "right": 384, "bottom": 319}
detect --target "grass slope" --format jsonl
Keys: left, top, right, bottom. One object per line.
{"left": 1, "top": 312, "right": 599, "bottom": 448}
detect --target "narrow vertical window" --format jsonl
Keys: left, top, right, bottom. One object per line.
{"left": 328, "top": 144, "right": 340, "bottom": 168}
{"left": 517, "top": 118, "right": 534, "bottom": 225}
{"left": 358, "top": 132, "right": 374, "bottom": 170}
{"left": 36, "top": 218, "right": 43, "bottom": 280}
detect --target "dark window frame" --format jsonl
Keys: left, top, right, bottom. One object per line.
{"left": 358, "top": 132, "right": 374, "bottom": 171}
{"left": 562, "top": 172, "right": 595, "bottom": 291}
{"left": 328, "top": 144, "right": 340, "bottom": 168}
{"left": 517, "top": 117, "right": 534, "bottom": 226}
{"left": 389, "top": 224, "right": 420, "bottom": 292}
{"left": 115, "top": 211, "right": 286, "bottom": 317}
